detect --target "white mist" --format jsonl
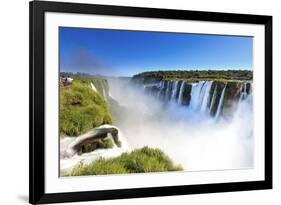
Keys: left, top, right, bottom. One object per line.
{"left": 108, "top": 78, "right": 253, "bottom": 171}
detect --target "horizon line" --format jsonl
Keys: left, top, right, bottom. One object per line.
{"left": 60, "top": 68, "right": 253, "bottom": 78}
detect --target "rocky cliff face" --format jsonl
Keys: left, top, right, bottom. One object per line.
{"left": 141, "top": 79, "right": 252, "bottom": 120}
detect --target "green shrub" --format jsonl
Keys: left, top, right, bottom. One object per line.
{"left": 60, "top": 80, "right": 112, "bottom": 136}
{"left": 99, "top": 138, "right": 114, "bottom": 149}
{"left": 71, "top": 160, "right": 128, "bottom": 175}
{"left": 69, "top": 146, "right": 183, "bottom": 176}
{"left": 103, "top": 113, "right": 113, "bottom": 124}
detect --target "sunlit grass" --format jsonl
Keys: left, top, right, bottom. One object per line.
{"left": 66, "top": 146, "right": 183, "bottom": 176}
{"left": 60, "top": 79, "right": 112, "bottom": 136}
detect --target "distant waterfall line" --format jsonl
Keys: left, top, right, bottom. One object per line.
{"left": 144, "top": 79, "right": 252, "bottom": 120}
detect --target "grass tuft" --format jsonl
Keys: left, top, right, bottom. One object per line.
{"left": 67, "top": 146, "right": 183, "bottom": 176}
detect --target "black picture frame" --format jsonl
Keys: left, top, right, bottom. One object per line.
{"left": 29, "top": 0, "right": 272, "bottom": 204}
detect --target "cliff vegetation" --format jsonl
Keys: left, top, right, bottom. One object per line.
{"left": 60, "top": 79, "right": 112, "bottom": 136}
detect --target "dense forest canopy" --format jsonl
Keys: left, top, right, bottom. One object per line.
{"left": 132, "top": 70, "right": 253, "bottom": 81}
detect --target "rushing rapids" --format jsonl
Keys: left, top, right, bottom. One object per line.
{"left": 144, "top": 79, "right": 252, "bottom": 120}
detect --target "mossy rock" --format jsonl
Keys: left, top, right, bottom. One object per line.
{"left": 79, "top": 138, "right": 114, "bottom": 154}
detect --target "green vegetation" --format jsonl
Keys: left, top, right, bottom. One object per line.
{"left": 132, "top": 70, "right": 253, "bottom": 81}
{"left": 60, "top": 79, "right": 112, "bottom": 136}
{"left": 67, "top": 146, "right": 183, "bottom": 176}
{"left": 80, "top": 138, "right": 114, "bottom": 154}
{"left": 61, "top": 72, "right": 110, "bottom": 100}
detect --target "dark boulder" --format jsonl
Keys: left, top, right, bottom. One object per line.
{"left": 64, "top": 125, "right": 121, "bottom": 157}
{"left": 181, "top": 83, "right": 192, "bottom": 106}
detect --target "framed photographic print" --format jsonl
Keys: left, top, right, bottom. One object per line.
{"left": 29, "top": 0, "right": 272, "bottom": 204}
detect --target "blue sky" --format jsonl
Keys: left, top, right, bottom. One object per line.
{"left": 60, "top": 27, "right": 253, "bottom": 77}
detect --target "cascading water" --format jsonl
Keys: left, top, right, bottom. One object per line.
{"left": 239, "top": 82, "right": 248, "bottom": 102}
{"left": 171, "top": 81, "right": 179, "bottom": 101}
{"left": 91, "top": 80, "right": 109, "bottom": 101}
{"left": 188, "top": 81, "right": 205, "bottom": 110}
{"left": 147, "top": 79, "right": 253, "bottom": 121}
{"left": 209, "top": 85, "right": 217, "bottom": 114}
{"left": 102, "top": 86, "right": 107, "bottom": 101}
{"left": 165, "top": 81, "right": 172, "bottom": 101}
{"left": 157, "top": 81, "right": 164, "bottom": 99}
{"left": 62, "top": 77, "right": 254, "bottom": 174}
{"left": 214, "top": 83, "right": 227, "bottom": 120}
{"left": 177, "top": 81, "right": 186, "bottom": 104}
{"left": 200, "top": 81, "right": 213, "bottom": 112}
{"left": 108, "top": 78, "right": 254, "bottom": 171}
{"left": 90, "top": 82, "right": 97, "bottom": 92}
{"left": 186, "top": 81, "right": 213, "bottom": 116}
{"left": 197, "top": 82, "right": 208, "bottom": 109}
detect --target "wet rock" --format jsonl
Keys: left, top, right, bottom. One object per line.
{"left": 181, "top": 83, "right": 192, "bottom": 106}
{"left": 246, "top": 83, "right": 252, "bottom": 94}
{"left": 64, "top": 125, "right": 121, "bottom": 157}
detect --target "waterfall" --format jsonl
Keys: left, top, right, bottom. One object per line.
{"left": 165, "top": 81, "right": 172, "bottom": 100}
{"left": 146, "top": 79, "right": 252, "bottom": 122}
{"left": 185, "top": 81, "right": 213, "bottom": 114}
{"left": 177, "top": 81, "right": 186, "bottom": 104}
{"left": 188, "top": 81, "right": 205, "bottom": 110}
{"left": 102, "top": 86, "right": 107, "bottom": 101}
{"left": 157, "top": 80, "right": 164, "bottom": 99}
{"left": 90, "top": 82, "right": 97, "bottom": 92}
{"left": 197, "top": 82, "right": 207, "bottom": 108}
{"left": 239, "top": 82, "right": 247, "bottom": 102}
{"left": 200, "top": 81, "right": 213, "bottom": 112}
{"left": 105, "top": 78, "right": 254, "bottom": 172}
{"left": 214, "top": 84, "right": 227, "bottom": 120}
{"left": 208, "top": 85, "right": 217, "bottom": 114}
{"left": 236, "top": 82, "right": 253, "bottom": 112}
{"left": 90, "top": 80, "right": 109, "bottom": 101}
{"left": 171, "top": 81, "right": 179, "bottom": 101}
